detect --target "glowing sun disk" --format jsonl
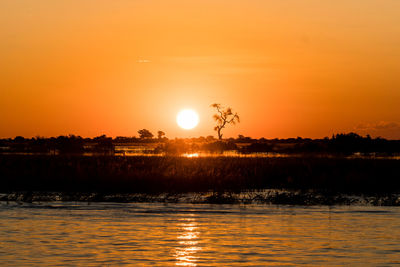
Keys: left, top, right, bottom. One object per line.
{"left": 177, "top": 109, "right": 199, "bottom": 130}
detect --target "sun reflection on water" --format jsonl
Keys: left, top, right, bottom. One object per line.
{"left": 175, "top": 217, "right": 201, "bottom": 266}
{"left": 183, "top": 153, "right": 199, "bottom": 158}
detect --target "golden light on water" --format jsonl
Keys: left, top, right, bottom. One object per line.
{"left": 175, "top": 217, "right": 201, "bottom": 266}
{"left": 176, "top": 110, "right": 199, "bottom": 130}
{"left": 183, "top": 153, "right": 199, "bottom": 158}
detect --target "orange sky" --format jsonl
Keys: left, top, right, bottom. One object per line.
{"left": 1, "top": 0, "right": 400, "bottom": 139}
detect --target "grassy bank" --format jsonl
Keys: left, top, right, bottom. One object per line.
{"left": 2, "top": 191, "right": 400, "bottom": 206}
{"left": 1, "top": 155, "right": 400, "bottom": 195}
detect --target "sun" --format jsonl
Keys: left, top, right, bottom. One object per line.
{"left": 176, "top": 109, "right": 199, "bottom": 130}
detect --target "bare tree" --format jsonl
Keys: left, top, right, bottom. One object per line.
{"left": 211, "top": 103, "right": 240, "bottom": 140}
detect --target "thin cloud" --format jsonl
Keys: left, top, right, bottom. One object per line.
{"left": 356, "top": 121, "right": 400, "bottom": 131}
{"left": 136, "top": 57, "right": 151, "bottom": 63}
{"left": 354, "top": 121, "right": 400, "bottom": 139}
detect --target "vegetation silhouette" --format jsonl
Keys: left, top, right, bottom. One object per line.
{"left": 157, "top": 131, "right": 166, "bottom": 140}
{"left": 1, "top": 132, "right": 400, "bottom": 204}
{"left": 55, "top": 135, "right": 85, "bottom": 155}
{"left": 138, "top": 129, "right": 153, "bottom": 139}
{"left": 1, "top": 155, "right": 400, "bottom": 198}
{"left": 93, "top": 135, "right": 115, "bottom": 155}
{"left": 211, "top": 103, "right": 240, "bottom": 139}
{"left": 1, "top": 132, "right": 400, "bottom": 156}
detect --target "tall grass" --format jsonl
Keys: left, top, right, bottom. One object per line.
{"left": 0, "top": 155, "right": 400, "bottom": 194}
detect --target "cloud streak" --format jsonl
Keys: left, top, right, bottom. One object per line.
{"left": 136, "top": 58, "right": 151, "bottom": 63}
{"left": 356, "top": 121, "right": 400, "bottom": 131}
{"left": 354, "top": 121, "right": 400, "bottom": 139}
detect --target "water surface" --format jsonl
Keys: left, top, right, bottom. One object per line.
{"left": 1, "top": 202, "right": 399, "bottom": 266}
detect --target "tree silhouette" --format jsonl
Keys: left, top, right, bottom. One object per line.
{"left": 138, "top": 129, "right": 153, "bottom": 139}
{"left": 94, "top": 135, "right": 115, "bottom": 155}
{"left": 56, "top": 135, "right": 84, "bottom": 154}
{"left": 211, "top": 103, "right": 240, "bottom": 140}
{"left": 157, "top": 131, "right": 165, "bottom": 139}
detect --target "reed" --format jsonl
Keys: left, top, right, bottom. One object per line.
{"left": 0, "top": 155, "right": 399, "bottom": 194}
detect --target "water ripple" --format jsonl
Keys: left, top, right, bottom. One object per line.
{"left": 0, "top": 203, "right": 400, "bottom": 265}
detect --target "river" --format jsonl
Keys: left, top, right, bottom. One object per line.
{"left": 0, "top": 202, "right": 399, "bottom": 266}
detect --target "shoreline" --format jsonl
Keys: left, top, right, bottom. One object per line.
{"left": 2, "top": 190, "right": 400, "bottom": 206}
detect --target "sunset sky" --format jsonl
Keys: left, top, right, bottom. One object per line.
{"left": 1, "top": 0, "right": 400, "bottom": 139}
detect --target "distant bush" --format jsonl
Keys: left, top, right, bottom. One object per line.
{"left": 200, "top": 141, "right": 238, "bottom": 152}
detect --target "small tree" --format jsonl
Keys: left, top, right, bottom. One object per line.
{"left": 211, "top": 103, "right": 240, "bottom": 140}
{"left": 138, "top": 129, "right": 153, "bottom": 139}
{"left": 157, "top": 131, "right": 165, "bottom": 139}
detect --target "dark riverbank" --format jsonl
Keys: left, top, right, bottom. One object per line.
{"left": 1, "top": 155, "right": 400, "bottom": 205}
{"left": 2, "top": 191, "right": 400, "bottom": 206}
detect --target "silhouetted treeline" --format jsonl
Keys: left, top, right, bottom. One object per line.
{"left": 1, "top": 133, "right": 400, "bottom": 155}
{"left": 241, "top": 133, "right": 400, "bottom": 155}
{"left": 0, "top": 135, "right": 114, "bottom": 155}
